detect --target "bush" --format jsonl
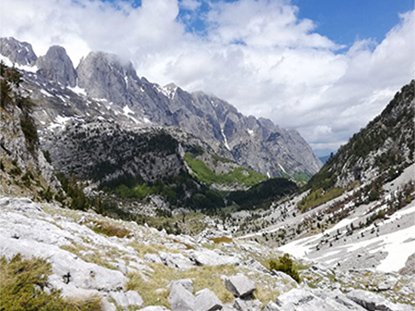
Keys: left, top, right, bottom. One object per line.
{"left": 268, "top": 254, "right": 301, "bottom": 283}
{"left": 20, "top": 112, "right": 38, "bottom": 154}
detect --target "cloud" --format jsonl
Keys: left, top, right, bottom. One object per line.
{"left": 0, "top": 0, "right": 413, "bottom": 156}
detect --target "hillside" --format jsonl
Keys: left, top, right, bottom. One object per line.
{"left": 301, "top": 80, "right": 414, "bottom": 211}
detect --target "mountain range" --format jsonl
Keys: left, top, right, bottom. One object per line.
{"left": 0, "top": 37, "right": 321, "bottom": 181}
{"left": 0, "top": 36, "right": 414, "bottom": 311}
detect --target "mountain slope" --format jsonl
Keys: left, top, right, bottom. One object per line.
{"left": 299, "top": 80, "right": 414, "bottom": 211}
{"left": 0, "top": 37, "right": 322, "bottom": 180}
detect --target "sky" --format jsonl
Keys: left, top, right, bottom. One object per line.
{"left": 0, "top": 0, "right": 414, "bottom": 156}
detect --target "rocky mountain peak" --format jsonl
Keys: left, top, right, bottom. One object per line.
{"left": 76, "top": 51, "right": 140, "bottom": 105}
{"left": 0, "top": 37, "right": 37, "bottom": 66}
{"left": 36, "top": 45, "right": 77, "bottom": 87}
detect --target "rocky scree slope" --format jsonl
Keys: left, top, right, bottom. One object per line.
{"left": 0, "top": 37, "right": 322, "bottom": 179}
{"left": 227, "top": 81, "right": 415, "bottom": 292}
{"left": 0, "top": 197, "right": 413, "bottom": 311}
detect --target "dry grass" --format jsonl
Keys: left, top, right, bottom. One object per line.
{"left": 0, "top": 254, "right": 102, "bottom": 311}
{"left": 209, "top": 236, "right": 233, "bottom": 244}
{"left": 89, "top": 220, "right": 131, "bottom": 238}
{"left": 126, "top": 263, "right": 237, "bottom": 307}
{"left": 60, "top": 243, "right": 117, "bottom": 270}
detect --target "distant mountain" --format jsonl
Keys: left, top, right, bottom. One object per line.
{"left": 0, "top": 37, "right": 322, "bottom": 180}
{"left": 318, "top": 155, "right": 331, "bottom": 164}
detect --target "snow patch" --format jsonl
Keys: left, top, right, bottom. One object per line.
{"left": 247, "top": 129, "right": 254, "bottom": 136}
{"left": 68, "top": 85, "right": 87, "bottom": 96}
{"left": 143, "top": 117, "right": 152, "bottom": 124}
{"left": 278, "top": 163, "right": 287, "bottom": 174}
{"left": 40, "top": 89, "right": 53, "bottom": 97}
{"left": 0, "top": 54, "right": 38, "bottom": 72}
{"left": 123, "top": 105, "right": 134, "bottom": 115}
{"left": 221, "top": 127, "right": 231, "bottom": 151}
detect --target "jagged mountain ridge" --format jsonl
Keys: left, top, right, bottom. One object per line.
{"left": 0, "top": 37, "right": 322, "bottom": 179}
{"left": 308, "top": 80, "right": 414, "bottom": 190}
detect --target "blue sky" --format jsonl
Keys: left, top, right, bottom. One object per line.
{"left": 105, "top": 0, "right": 414, "bottom": 47}
{"left": 292, "top": 0, "right": 414, "bottom": 46}
{"left": 1, "top": 0, "right": 414, "bottom": 156}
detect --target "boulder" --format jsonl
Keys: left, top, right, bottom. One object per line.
{"left": 346, "top": 289, "right": 413, "bottom": 311}
{"left": 233, "top": 298, "right": 261, "bottom": 311}
{"left": 190, "top": 249, "right": 240, "bottom": 266}
{"left": 159, "top": 251, "right": 194, "bottom": 270}
{"left": 168, "top": 283, "right": 195, "bottom": 311}
{"left": 169, "top": 279, "right": 194, "bottom": 293}
{"left": 195, "top": 288, "right": 223, "bottom": 311}
{"left": 275, "top": 287, "right": 367, "bottom": 311}
{"left": 225, "top": 274, "right": 256, "bottom": 298}
{"left": 109, "top": 290, "right": 143, "bottom": 308}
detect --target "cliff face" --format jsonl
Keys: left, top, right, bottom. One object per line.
{"left": 0, "top": 66, "right": 59, "bottom": 198}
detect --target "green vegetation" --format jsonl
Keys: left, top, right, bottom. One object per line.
{"left": 228, "top": 177, "right": 298, "bottom": 210}
{"left": 268, "top": 254, "right": 301, "bottom": 283}
{"left": 0, "top": 254, "right": 101, "bottom": 311}
{"left": 56, "top": 173, "right": 91, "bottom": 211}
{"left": 114, "top": 183, "right": 155, "bottom": 200}
{"left": 292, "top": 172, "right": 312, "bottom": 185}
{"left": 298, "top": 187, "right": 344, "bottom": 212}
{"left": 184, "top": 153, "right": 266, "bottom": 187}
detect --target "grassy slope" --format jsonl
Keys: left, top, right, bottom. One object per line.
{"left": 184, "top": 153, "right": 266, "bottom": 187}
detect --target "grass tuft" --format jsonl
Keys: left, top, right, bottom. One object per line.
{"left": 90, "top": 220, "right": 131, "bottom": 238}
{"left": 0, "top": 254, "right": 101, "bottom": 311}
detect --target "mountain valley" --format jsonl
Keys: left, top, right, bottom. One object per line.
{"left": 0, "top": 37, "right": 414, "bottom": 311}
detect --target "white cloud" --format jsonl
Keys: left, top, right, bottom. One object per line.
{"left": 180, "top": 0, "right": 201, "bottom": 11}
{"left": 0, "top": 0, "right": 413, "bottom": 156}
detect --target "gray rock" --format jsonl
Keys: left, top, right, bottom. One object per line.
{"left": 101, "top": 297, "right": 117, "bottom": 311}
{"left": 225, "top": 274, "right": 256, "bottom": 298}
{"left": 109, "top": 290, "right": 143, "bottom": 308}
{"left": 0, "top": 37, "right": 37, "bottom": 65}
{"left": 275, "top": 287, "right": 367, "bottom": 311}
{"left": 195, "top": 288, "right": 223, "bottom": 311}
{"left": 168, "top": 283, "right": 195, "bottom": 311}
{"left": 264, "top": 301, "right": 280, "bottom": 311}
{"left": 169, "top": 279, "right": 193, "bottom": 293}
{"left": 36, "top": 45, "right": 77, "bottom": 87}
{"left": 190, "top": 249, "right": 240, "bottom": 266}
{"left": 346, "top": 289, "right": 412, "bottom": 311}
{"left": 159, "top": 251, "right": 194, "bottom": 270}
{"left": 233, "top": 298, "right": 261, "bottom": 311}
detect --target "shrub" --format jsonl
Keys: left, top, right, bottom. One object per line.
{"left": 20, "top": 112, "right": 38, "bottom": 154}
{"left": 268, "top": 254, "right": 301, "bottom": 283}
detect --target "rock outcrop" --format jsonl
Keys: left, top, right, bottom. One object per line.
{"left": 36, "top": 45, "right": 77, "bottom": 87}
{"left": 0, "top": 37, "right": 37, "bottom": 65}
